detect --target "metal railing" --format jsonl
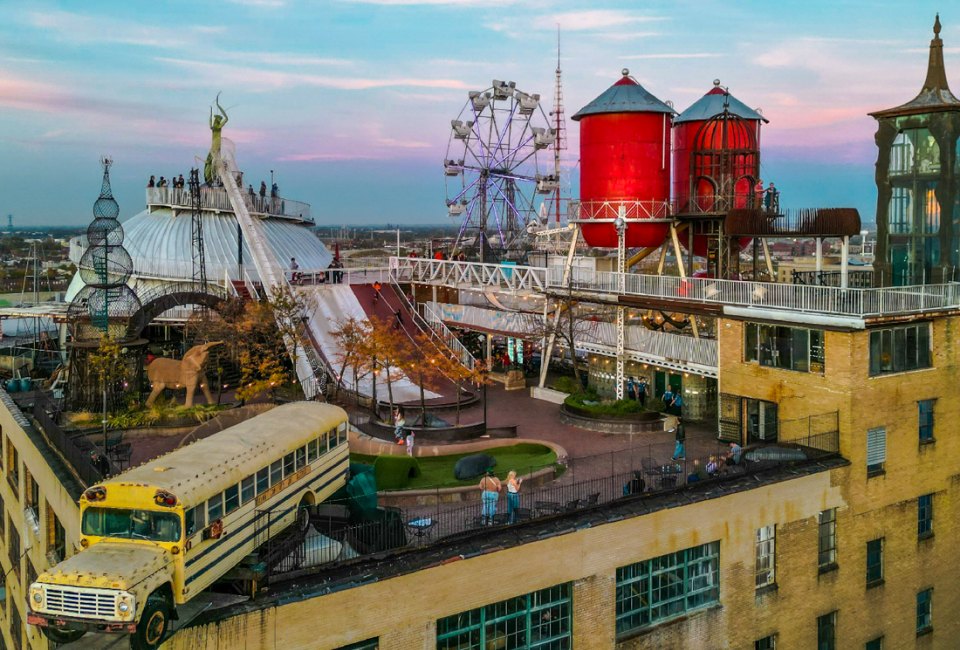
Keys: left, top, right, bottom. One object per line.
{"left": 145, "top": 187, "right": 312, "bottom": 223}
{"left": 792, "top": 270, "right": 874, "bottom": 288}
{"left": 392, "top": 258, "right": 547, "bottom": 293}
{"left": 424, "top": 301, "right": 718, "bottom": 375}
{"left": 264, "top": 435, "right": 840, "bottom": 579}
{"left": 29, "top": 398, "right": 103, "bottom": 488}
{"left": 571, "top": 199, "right": 672, "bottom": 222}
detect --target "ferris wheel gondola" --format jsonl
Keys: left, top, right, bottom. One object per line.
{"left": 444, "top": 80, "right": 555, "bottom": 261}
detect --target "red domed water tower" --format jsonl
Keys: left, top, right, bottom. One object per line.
{"left": 571, "top": 69, "right": 675, "bottom": 248}
{"left": 673, "top": 80, "right": 766, "bottom": 257}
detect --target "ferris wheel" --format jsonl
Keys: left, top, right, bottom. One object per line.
{"left": 444, "top": 80, "right": 557, "bottom": 261}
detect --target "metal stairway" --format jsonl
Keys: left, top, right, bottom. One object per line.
{"left": 216, "top": 153, "right": 331, "bottom": 399}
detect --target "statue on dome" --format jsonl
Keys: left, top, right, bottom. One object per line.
{"left": 204, "top": 92, "right": 229, "bottom": 185}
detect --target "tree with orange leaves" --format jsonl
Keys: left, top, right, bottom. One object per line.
{"left": 400, "top": 329, "right": 448, "bottom": 424}
{"left": 365, "top": 315, "right": 409, "bottom": 419}
{"left": 330, "top": 317, "right": 373, "bottom": 400}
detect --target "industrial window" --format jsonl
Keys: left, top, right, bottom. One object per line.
{"left": 818, "top": 509, "right": 837, "bottom": 570}
{"left": 868, "top": 323, "right": 931, "bottom": 376}
{"left": 46, "top": 501, "right": 66, "bottom": 562}
{"left": 0, "top": 491, "right": 5, "bottom": 537}
{"left": 7, "top": 517, "right": 20, "bottom": 579}
{"left": 436, "top": 582, "right": 571, "bottom": 649}
{"left": 866, "top": 427, "right": 886, "bottom": 475}
{"left": 5, "top": 440, "right": 18, "bottom": 499}
{"left": 24, "top": 468, "right": 38, "bottom": 509}
{"left": 918, "top": 494, "right": 933, "bottom": 538}
{"left": 256, "top": 467, "right": 270, "bottom": 495}
{"left": 335, "top": 640, "right": 379, "bottom": 650}
{"left": 865, "top": 637, "right": 883, "bottom": 650}
{"left": 241, "top": 476, "right": 255, "bottom": 504}
{"left": 916, "top": 588, "right": 932, "bottom": 634}
{"left": 224, "top": 484, "right": 240, "bottom": 515}
{"left": 756, "top": 526, "right": 776, "bottom": 589}
{"left": 918, "top": 400, "right": 935, "bottom": 443}
{"left": 755, "top": 634, "right": 777, "bottom": 650}
{"left": 615, "top": 541, "right": 720, "bottom": 635}
{"left": 866, "top": 538, "right": 884, "bottom": 586}
{"left": 745, "top": 323, "right": 824, "bottom": 373}
{"left": 817, "top": 611, "right": 837, "bottom": 650}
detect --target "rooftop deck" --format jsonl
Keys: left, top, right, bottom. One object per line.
{"left": 392, "top": 257, "right": 960, "bottom": 321}
{"left": 145, "top": 187, "right": 312, "bottom": 223}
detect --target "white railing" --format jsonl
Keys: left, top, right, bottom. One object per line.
{"left": 571, "top": 199, "right": 673, "bottom": 221}
{"left": 146, "top": 187, "right": 312, "bottom": 222}
{"left": 395, "top": 257, "right": 960, "bottom": 318}
{"left": 392, "top": 258, "right": 546, "bottom": 293}
{"left": 425, "top": 302, "right": 718, "bottom": 375}
{"left": 293, "top": 267, "right": 390, "bottom": 286}
{"left": 416, "top": 301, "right": 477, "bottom": 371}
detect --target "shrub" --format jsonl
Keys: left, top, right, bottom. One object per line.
{"left": 551, "top": 376, "right": 582, "bottom": 395}
{"left": 564, "top": 392, "right": 646, "bottom": 417}
{"left": 373, "top": 455, "right": 422, "bottom": 490}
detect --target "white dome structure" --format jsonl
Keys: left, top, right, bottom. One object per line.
{"left": 66, "top": 187, "right": 332, "bottom": 318}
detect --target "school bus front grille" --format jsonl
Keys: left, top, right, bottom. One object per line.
{"left": 44, "top": 587, "right": 117, "bottom": 618}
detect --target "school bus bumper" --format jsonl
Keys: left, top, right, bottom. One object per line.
{"left": 28, "top": 612, "right": 137, "bottom": 633}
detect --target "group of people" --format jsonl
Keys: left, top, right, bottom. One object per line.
{"left": 624, "top": 377, "right": 683, "bottom": 416}
{"left": 478, "top": 469, "right": 524, "bottom": 525}
{"left": 754, "top": 179, "right": 780, "bottom": 212}
{"left": 147, "top": 174, "right": 186, "bottom": 189}
{"left": 625, "top": 376, "right": 649, "bottom": 405}
{"left": 288, "top": 256, "right": 344, "bottom": 285}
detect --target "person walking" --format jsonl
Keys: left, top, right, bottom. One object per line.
{"left": 506, "top": 470, "right": 523, "bottom": 523}
{"left": 671, "top": 417, "right": 686, "bottom": 461}
{"left": 405, "top": 430, "right": 415, "bottom": 457}
{"left": 393, "top": 408, "right": 406, "bottom": 444}
{"left": 373, "top": 280, "right": 382, "bottom": 304}
{"left": 637, "top": 376, "right": 648, "bottom": 406}
{"left": 626, "top": 376, "right": 636, "bottom": 401}
{"left": 478, "top": 470, "right": 501, "bottom": 525}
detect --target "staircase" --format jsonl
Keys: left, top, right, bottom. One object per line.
{"left": 216, "top": 152, "right": 332, "bottom": 400}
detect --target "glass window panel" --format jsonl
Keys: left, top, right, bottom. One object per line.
{"left": 817, "top": 611, "right": 836, "bottom": 650}
{"left": 866, "top": 538, "right": 884, "bottom": 584}
{"left": 296, "top": 446, "right": 307, "bottom": 471}
{"left": 256, "top": 467, "right": 270, "bottom": 495}
{"left": 307, "top": 439, "right": 318, "bottom": 462}
{"left": 241, "top": 475, "right": 255, "bottom": 504}
{"left": 918, "top": 494, "right": 933, "bottom": 537}
{"left": 270, "top": 460, "right": 283, "bottom": 486}
{"left": 224, "top": 484, "right": 239, "bottom": 514}
{"left": 283, "top": 453, "right": 295, "bottom": 478}
{"left": 207, "top": 494, "right": 223, "bottom": 521}
{"left": 756, "top": 525, "right": 776, "bottom": 588}
{"left": 818, "top": 509, "right": 837, "bottom": 568}
{"left": 916, "top": 588, "right": 932, "bottom": 632}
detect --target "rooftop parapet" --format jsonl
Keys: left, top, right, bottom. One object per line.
{"left": 146, "top": 187, "right": 312, "bottom": 224}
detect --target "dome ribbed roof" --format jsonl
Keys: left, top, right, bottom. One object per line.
{"left": 572, "top": 69, "right": 674, "bottom": 121}
{"left": 675, "top": 82, "right": 768, "bottom": 124}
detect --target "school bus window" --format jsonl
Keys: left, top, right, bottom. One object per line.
{"left": 326, "top": 429, "right": 336, "bottom": 450}
{"left": 185, "top": 507, "right": 203, "bottom": 536}
{"left": 270, "top": 460, "right": 283, "bottom": 486}
{"left": 207, "top": 494, "right": 223, "bottom": 521}
{"left": 319, "top": 435, "right": 328, "bottom": 454}
{"left": 283, "top": 452, "right": 295, "bottom": 478}
{"left": 82, "top": 508, "right": 181, "bottom": 543}
{"left": 295, "top": 446, "right": 307, "bottom": 470}
{"left": 307, "top": 439, "right": 318, "bottom": 462}
{"left": 256, "top": 467, "right": 270, "bottom": 494}
{"left": 224, "top": 484, "right": 240, "bottom": 514}
{"left": 241, "top": 475, "right": 255, "bottom": 504}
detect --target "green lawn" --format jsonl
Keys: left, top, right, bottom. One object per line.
{"left": 352, "top": 443, "right": 558, "bottom": 490}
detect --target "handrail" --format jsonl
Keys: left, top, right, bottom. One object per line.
{"left": 399, "top": 291, "right": 477, "bottom": 371}
{"left": 145, "top": 187, "right": 312, "bottom": 223}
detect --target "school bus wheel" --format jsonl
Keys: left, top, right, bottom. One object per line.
{"left": 131, "top": 592, "right": 171, "bottom": 650}
{"left": 41, "top": 627, "right": 86, "bottom": 644}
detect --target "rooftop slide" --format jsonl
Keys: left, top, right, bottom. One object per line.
{"left": 298, "top": 283, "right": 438, "bottom": 403}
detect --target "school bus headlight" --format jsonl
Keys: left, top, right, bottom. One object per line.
{"left": 30, "top": 587, "right": 43, "bottom": 606}
{"left": 116, "top": 595, "right": 135, "bottom": 619}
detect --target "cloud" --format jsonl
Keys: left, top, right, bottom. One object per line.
{"left": 550, "top": 10, "right": 664, "bottom": 31}
{"left": 25, "top": 9, "right": 221, "bottom": 49}
{"left": 156, "top": 57, "right": 469, "bottom": 91}
{"left": 621, "top": 53, "right": 720, "bottom": 60}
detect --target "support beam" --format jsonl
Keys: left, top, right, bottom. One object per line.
{"left": 841, "top": 236, "right": 849, "bottom": 289}
{"left": 761, "top": 239, "right": 775, "bottom": 280}
{"left": 539, "top": 225, "right": 580, "bottom": 388}
{"left": 815, "top": 237, "right": 823, "bottom": 276}
{"left": 669, "top": 223, "right": 687, "bottom": 279}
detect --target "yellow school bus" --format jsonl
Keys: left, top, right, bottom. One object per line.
{"left": 26, "top": 402, "right": 350, "bottom": 650}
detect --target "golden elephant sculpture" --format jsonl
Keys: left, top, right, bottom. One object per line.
{"left": 146, "top": 341, "right": 223, "bottom": 408}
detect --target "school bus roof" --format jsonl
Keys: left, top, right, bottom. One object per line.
{"left": 103, "top": 402, "right": 348, "bottom": 507}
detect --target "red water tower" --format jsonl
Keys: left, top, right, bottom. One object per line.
{"left": 673, "top": 80, "right": 767, "bottom": 256}
{"left": 572, "top": 69, "right": 675, "bottom": 248}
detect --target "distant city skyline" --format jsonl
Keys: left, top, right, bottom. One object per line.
{"left": 0, "top": 1, "right": 953, "bottom": 227}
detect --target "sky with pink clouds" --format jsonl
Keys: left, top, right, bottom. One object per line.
{"left": 0, "top": 0, "right": 954, "bottom": 227}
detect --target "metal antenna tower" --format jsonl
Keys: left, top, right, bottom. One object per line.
{"left": 550, "top": 25, "right": 568, "bottom": 224}
{"left": 189, "top": 168, "right": 207, "bottom": 292}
